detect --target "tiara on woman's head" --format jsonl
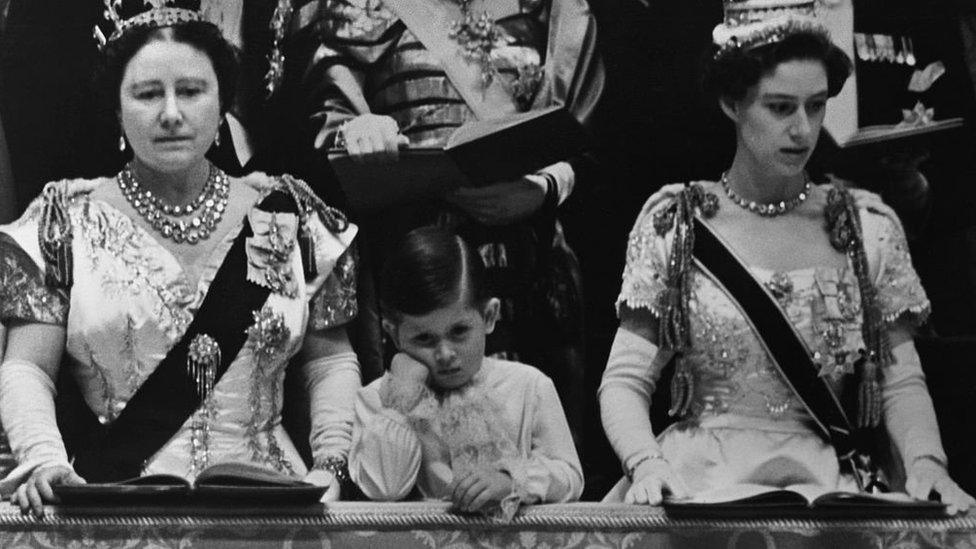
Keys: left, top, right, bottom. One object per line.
{"left": 94, "top": 0, "right": 202, "bottom": 49}
{"left": 713, "top": 0, "right": 830, "bottom": 59}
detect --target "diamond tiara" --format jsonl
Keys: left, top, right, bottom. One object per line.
{"left": 94, "top": 1, "right": 203, "bottom": 49}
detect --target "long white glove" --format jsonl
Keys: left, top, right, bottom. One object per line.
{"left": 599, "top": 328, "right": 687, "bottom": 504}
{"left": 0, "top": 359, "right": 72, "bottom": 496}
{"left": 303, "top": 350, "right": 361, "bottom": 500}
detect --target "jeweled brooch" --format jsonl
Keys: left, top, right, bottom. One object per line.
{"left": 187, "top": 333, "right": 221, "bottom": 399}
{"left": 247, "top": 305, "right": 290, "bottom": 359}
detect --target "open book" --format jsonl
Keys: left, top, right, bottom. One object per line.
{"left": 52, "top": 461, "right": 326, "bottom": 506}
{"left": 329, "top": 106, "right": 589, "bottom": 214}
{"left": 663, "top": 483, "right": 946, "bottom": 518}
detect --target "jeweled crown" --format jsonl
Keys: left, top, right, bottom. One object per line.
{"left": 713, "top": 0, "right": 828, "bottom": 58}
{"left": 93, "top": 0, "right": 202, "bottom": 49}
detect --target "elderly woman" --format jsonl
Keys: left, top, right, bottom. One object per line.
{"left": 599, "top": 2, "right": 974, "bottom": 514}
{"left": 0, "top": 4, "right": 360, "bottom": 515}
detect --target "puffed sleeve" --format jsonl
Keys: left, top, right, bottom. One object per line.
{"left": 0, "top": 229, "right": 67, "bottom": 326}
{"left": 497, "top": 374, "right": 583, "bottom": 507}
{"left": 616, "top": 184, "right": 684, "bottom": 317}
{"left": 308, "top": 244, "right": 358, "bottom": 330}
{"left": 291, "top": 182, "right": 358, "bottom": 329}
{"left": 349, "top": 377, "right": 424, "bottom": 501}
{"left": 858, "top": 195, "right": 931, "bottom": 328}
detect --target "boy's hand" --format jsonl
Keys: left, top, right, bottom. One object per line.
{"left": 449, "top": 468, "right": 514, "bottom": 513}
{"left": 390, "top": 352, "right": 429, "bottom": 385}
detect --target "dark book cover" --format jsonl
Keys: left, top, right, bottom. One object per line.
{"left": 52, "top": 461, "right": 326, "bottom": 507}
{"left": 663, "top": 484, "right": 946, "bottom": 519}
{"left": 328, "top": 106, "right": 589, "bottom": 215}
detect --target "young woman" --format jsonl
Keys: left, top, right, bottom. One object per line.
{"left": 0, "top": 6, "right": 360, "bottom": 515}
{"left": 599, "top": 8, "right": 974, "bottom": 514}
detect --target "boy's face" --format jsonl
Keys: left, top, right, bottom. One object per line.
{"left": 386, "top": 293, "right": 500, "bottom": 390}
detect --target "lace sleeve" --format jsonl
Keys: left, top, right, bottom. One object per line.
{"left": 615, "top": 186, "right": 682, "bottom": 317}
{"left": 862, "top": 204, "right": 930, "bottom": 328}
{"left": 0, "top": 233, "right": 67, "bottom": 326}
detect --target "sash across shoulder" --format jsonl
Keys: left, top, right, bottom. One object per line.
{"left": 58, "top": 190, "right": 299, "bottom": 482}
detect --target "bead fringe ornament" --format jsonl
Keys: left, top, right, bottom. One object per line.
{"left": 119, "top": 134, "right": 126, "bottom": 152}
{"left": 187, "top": 334, "right": 221, "bottom": 400}
{"left": 668, "top": 368, "right": 695, "bottom": 418}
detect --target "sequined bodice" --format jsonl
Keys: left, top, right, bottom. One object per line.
{"left": 677, "top": 265, "right": 863, "bottom": 422}
{"left": 618, "top": 181, "right": 930, "bottom": 427}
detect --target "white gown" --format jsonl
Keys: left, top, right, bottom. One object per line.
{"left": 0, "top": 172, "right": 358, "bottom": 481}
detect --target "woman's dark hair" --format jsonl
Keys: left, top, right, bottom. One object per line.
{"left": 702, "top": 29, "right": 853, "bottom": 103}
{"left": 96, "top": 20, "right": 240, "bottom": 116}
{"left": 380, "top": 226, "right": 491, "bottom": 320}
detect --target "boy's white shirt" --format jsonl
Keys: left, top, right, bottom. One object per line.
{"left": 349, "top": 356, "right": 583, "bottom": 508}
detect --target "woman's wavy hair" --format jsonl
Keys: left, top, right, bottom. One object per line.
{"left": 95, "top": 20, "right": 240, "bottom": 116}
{"left": 702, "top": 29, "right": 853, "bottom": 103}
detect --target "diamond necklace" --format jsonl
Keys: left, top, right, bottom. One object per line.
{"left": 721, "top": 171, "right": 812, "bottom": 217}
{"left": 118, "top": 163, "right": 230, "bottom": 244}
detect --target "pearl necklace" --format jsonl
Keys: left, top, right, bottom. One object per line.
{"left": 118, "top": 164, "right": 230, "bottom": 244}
{"left": 721, "top": 171, "right": 812, "bottom": 217}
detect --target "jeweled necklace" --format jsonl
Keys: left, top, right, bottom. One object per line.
{"left": 721, "top": 171, "right": 812, "bottom": 217}
{"left": 118, "top": 163, "right": 230, "bottom": 245}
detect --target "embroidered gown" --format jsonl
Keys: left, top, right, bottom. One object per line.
{"left": 601, "top": 181, "right": 942, "bottom": 498}
{"left": 0, "top": 172, "right": 359, "bottom": 482}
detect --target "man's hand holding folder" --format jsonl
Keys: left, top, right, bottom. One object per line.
{"left": 328, "top": 106, "right": 589, "bottom": 216}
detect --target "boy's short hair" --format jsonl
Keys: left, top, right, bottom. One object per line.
{"left": 380, "top": 226, "right": 490, "bottom": 320}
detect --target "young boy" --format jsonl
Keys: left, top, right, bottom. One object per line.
{"left": 349, "top": 227, "right": 582, "bottom": 518}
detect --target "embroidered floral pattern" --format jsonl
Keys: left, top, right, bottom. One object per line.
{"left": 246, "top": 209, "right": 299, "bottom": 297}
{"left": 873, "top": 213, "right": 930, "bottom": 326}
{"left": 616, "top": 182, "right": 937, "bottom": 423}
{"left": 0, "top": 236, "right": 67, "bottom": 325}
{"left": 447, "top": 6, "right": 545, "bottom": 110}
{"left": 310, "top": 247, "right": 359, "bottom": 330}
{"left": 78, "top": 206, "right": 195, "bottom": 341}
{"left": 4, "top": 174, "right": 354, "bottom": 481}
{"left": 245, "top": 306, "right": 295, "bottom": 475}
{"left": 322, "top": 0, "right": 397, "bottom": 41}
{"left": 617, "top": 194, "right": 675, "bottom": 317}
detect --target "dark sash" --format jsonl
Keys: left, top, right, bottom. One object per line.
{"left": 691, "top": 216, "right": 877, "bottom": 489}
{"left": 58, "top": 191, "right": 298, "bottom": 482}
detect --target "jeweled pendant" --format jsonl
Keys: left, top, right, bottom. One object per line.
{"left": 187, "top": 333, "right": 221, "bottom": 399}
